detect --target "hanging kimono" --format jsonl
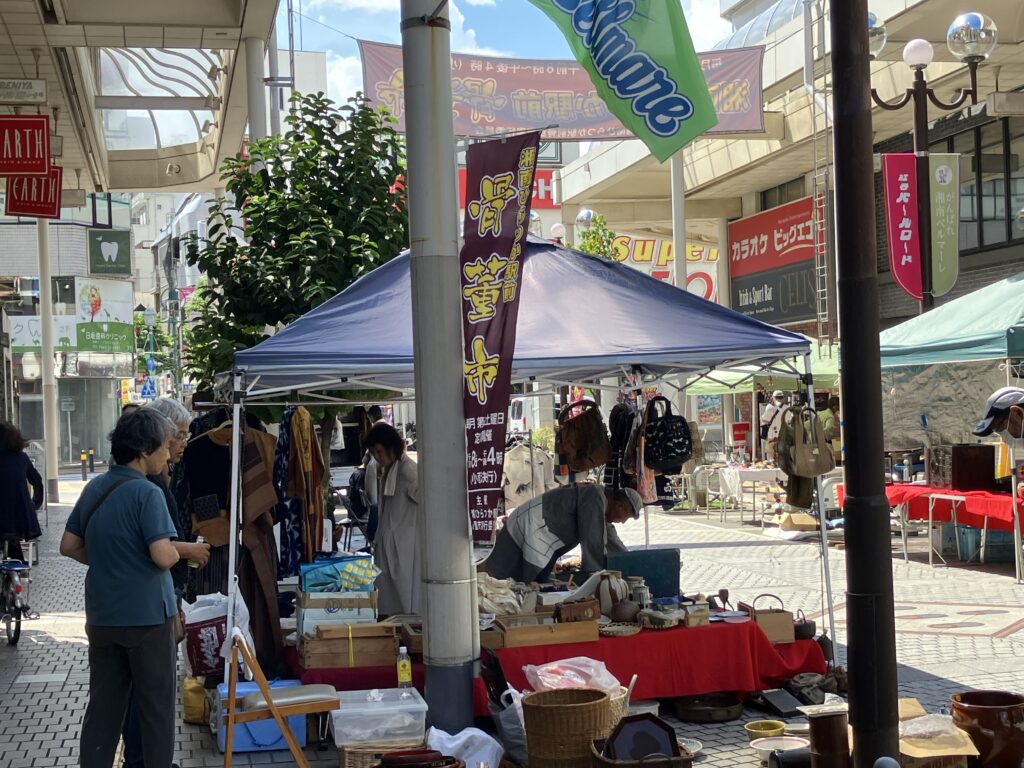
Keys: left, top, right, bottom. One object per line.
{"left": 275, "top": 407, "right": 304, "bottom": 579}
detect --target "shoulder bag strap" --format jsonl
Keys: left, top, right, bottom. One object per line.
{"left": 79, "top": 476, "right": 140, "bottom": 534}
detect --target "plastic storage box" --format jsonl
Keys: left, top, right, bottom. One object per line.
{"left": 956, "top": 525, "right": 1016, "bottom": 564}
{"left": 330, "top": 687, "right": 428, "bottom": 746}
{"left": 216, "top": 679, "right": 307, "bottom": 753}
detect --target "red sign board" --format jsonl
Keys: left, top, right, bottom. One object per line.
{"left": 0, "top": 115, "right": 50, "bottom": 176}
{"left": 728, "top": 197, "right": 815, "bottom": 278}
{"left": 882, "top": 153, "right": 923, "bottom": 300}
{"left": 5, "top": 165, "right": 63, "bottom": 219}
{"left": 459, "top": 167, "right": 557, "bottom": 209}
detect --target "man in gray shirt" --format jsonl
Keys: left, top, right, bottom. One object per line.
{"left": 485, "top": 484, "right": 642, "bottom": 583}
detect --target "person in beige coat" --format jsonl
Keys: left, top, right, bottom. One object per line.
{"left": 365, "top": 422, "right": 421, "bottom": 616}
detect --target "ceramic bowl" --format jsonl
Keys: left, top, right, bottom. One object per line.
{"left": 750, "top": 736, "right": 810, "bottom": 761}
{"left": 744, "top": 720, "right": 785, "bottom": 742}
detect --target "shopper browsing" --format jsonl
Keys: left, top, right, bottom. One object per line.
{"left": 59, "top": 409, "right": 181, "bottom": 768}
{"left": 484, "top": 484, "right": 641, "bottom": 583}
{"left": 761, "top": 390, "right": 787, "bottom": 461}
{"left": 365, "top": 421, "right": 420, "bottom": 616}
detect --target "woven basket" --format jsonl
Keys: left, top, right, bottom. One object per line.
{"left": 339, "top": 739, "right": 425, "bottom": 768}
{"left": 608, "top": 686, "right": 628, "bottom": 735}
{"left": 523, "top": 688, "right": 611, "bottom": 768}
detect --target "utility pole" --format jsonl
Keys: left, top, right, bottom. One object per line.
{"left": 400, "top": 0, "right": 475, "bottom": 732}
{"left": 829, "top": 0, "right": 899, "bottom": 764}
{"left": 37, "top": 218, "right": 59, "bottom": 501}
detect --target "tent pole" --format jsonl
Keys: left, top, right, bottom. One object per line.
{"left": 225, "top": 371, "right": 243, "bottom": 642}
{"left": 1012, "top": 445, "right": 1023, "bottom": 584}
{"left": 400, "top": 0, "right": 475, "bottom": 732}
{"left": 805, "top": 353, "right": 837, "bottom": 646}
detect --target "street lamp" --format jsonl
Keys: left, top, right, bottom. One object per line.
{"left": 869, "top": 12, "right": 997, "bottom": 312}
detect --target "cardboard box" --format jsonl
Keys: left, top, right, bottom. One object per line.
{"left": 296, "top": 591, "right": 377, "bottom": 636}
{"left": 775, "top": 511, "right": 820, "bottom": 532}
{"left": 299, "top": 623, "right": 398, "bottom": 670}
{"left": 497, "top": 614, "right": 598, "bottom": 648}
{"left": 683, "top": 601, "right": 709, "bottom": 627}
{"left": 895, "top": 698, "right": 977, "bottom": 768}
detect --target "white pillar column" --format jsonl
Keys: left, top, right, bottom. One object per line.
{"left": 267, "top": 24, "right": 282, "bottom": 136}
{"left": 717, "top": 217, "right": 733, "bottom": 453}
{"left": 400, "top": 0, "right": 474, "bottom": 732}
{"left": 244, "top": 37, "right": 268, "bottom": 142}
{"left": 37, "top": 219, "right": 59, "bottom": 501}
{"left": 670, "top": 152, "right": 686, "bottom": 289}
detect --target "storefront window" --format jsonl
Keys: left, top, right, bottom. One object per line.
{"left": 1009, "top": 118, "right": 1024, "bottom": 242}
{"left": 955, "top": 130, "right": 979, "bottom": 251}
{"left": 979, "top": 122, "right": 1007, "bottom": 246}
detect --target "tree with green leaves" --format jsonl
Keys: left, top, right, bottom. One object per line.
{"left": 574, "top": 213, "right": 617, "bottom": 260}
{"left": 184, "top": 91, "right": 409, "bottom": 389}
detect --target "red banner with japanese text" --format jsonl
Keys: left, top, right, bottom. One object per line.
{"left": 882, "top": 153, "right": 923, "bottom": 300}
{"left": 359, "top": 40, "right": 765, "bottom": 141}
{"left": 461, "top": 132, "right": 541, "bottom": 542}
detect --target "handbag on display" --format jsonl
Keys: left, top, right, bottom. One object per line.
{"left": 786, "top": 405, "right": 835, "bottom": 479}
{"left": 642, "top": 396, "right": 693, "bottom": 474}
{"left": 555, "top": 400, "right": 611, "bottom": 473}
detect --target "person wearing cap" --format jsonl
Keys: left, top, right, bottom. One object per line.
{"left": 761, "top": 390, "right": 788, "bottom": 460}
{"left": 484, "top": 484, "right": 641, "bottom": 583}
{"left": 972, "top": 387, "right": 1024, "bottom": 441}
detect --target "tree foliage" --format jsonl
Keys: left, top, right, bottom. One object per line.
{"left": 183, "top": 92, "right": 408, "bottom": 388}
{"left": 574, "top": 213, "right": 617, "bottom": 261}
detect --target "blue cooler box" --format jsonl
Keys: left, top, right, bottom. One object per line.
{"left": 217, "top": 679, "right": 308, "bottom": 753}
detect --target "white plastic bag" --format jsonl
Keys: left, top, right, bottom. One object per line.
{"left": 181, "top": 590, "right": 254, "bottom": 676}
{"left": 523, "top": 656, "right": 621, "bottom": 695}
{"left": 427, "top": 727, "right": 503, "bottom": 768}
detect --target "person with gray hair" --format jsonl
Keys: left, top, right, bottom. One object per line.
{"left": 60, "top": 408, "right": 183, "bottom": 768}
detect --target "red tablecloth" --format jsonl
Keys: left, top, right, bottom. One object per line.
{"left": 497, "top": 620, "right": 825, "bottom": 700}
{"left": 837, "top": 483, "right": 1016, "bottom": 532}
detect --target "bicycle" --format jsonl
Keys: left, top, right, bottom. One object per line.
{"left": 0, "top": 541, "right": 32, "bottom": 645}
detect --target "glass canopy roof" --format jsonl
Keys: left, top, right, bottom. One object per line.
{"left": 713, "top": 0, "right": 805, "bottom": 50}
{"left": 97, "top": 47, "right": 225, "bottom": 151}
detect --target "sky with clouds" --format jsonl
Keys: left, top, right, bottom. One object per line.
{"left": 276, "top": 0, "right": 735, "bottom": 106}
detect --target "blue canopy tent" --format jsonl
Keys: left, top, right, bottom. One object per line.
{"left": 233, "top": 237, "right": 812, "bottom": 399}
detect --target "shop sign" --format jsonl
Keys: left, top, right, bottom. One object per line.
{"left": 929, "top": 153, "right": 960, "bottom": 297}
{"left": 610, "top": 233, "right": 720, "bottom": 302}
{"left": 882, "top": 153, "right": 922, "bottom": 300}
{"left": 0, "top": 79, "right": 46, "bottom": 105}
{"left": 459, "top": 167, "right": 558, "bottom": 209}
{"left": 728, "top": 197, "right": 816, "bottom": 324}
{"left": 4, "top": 164, "right": 62, "bottom": 218}
{"left": 460, "top": 131, "right": 541, "bottom": 542}
{"left": 87, "top": 228, "right": 133, "bottom": 276}
{"left": 0, "top": 115, "right": 50, "bottom": 176}
{"left": 9, "top": 315, "right": 78, "bottom": 352}
{"left": 74, "top": 276, "right": 134, "bottom": 354}
{"left": 359, "top": 41, "right": 763, "bottom": 142}
{"left": 119, "top": 378, "right": 132, "bottom": 403}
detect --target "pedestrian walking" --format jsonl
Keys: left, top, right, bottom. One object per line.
{"left": 59, "top": 409, "right": 180, "bottom": 768}
{"left": 0, "top": 421, "right": 44, "bottom": 563}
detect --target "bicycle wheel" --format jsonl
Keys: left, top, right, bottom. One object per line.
{"left": 4, "top": 607, "right": 19, "bottom": 645}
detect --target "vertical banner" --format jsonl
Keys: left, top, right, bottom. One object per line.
{"left": 5, "top": 165, "right": 63, "bottom": 219}
{"left": 527, "top": 0, "right": 718, "bottom": 160}
{"left": 929, "top": 153, "right": 960, "bottom": 297}
{"left": 461, "top": 131, "right": 541, "bottom": 542}
{"left": 882, "top": 153, "right": 922, "bottom": 301}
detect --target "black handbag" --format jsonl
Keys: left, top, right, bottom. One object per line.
{"left": 643, "top": 396, "right": 692, "bottom": 474}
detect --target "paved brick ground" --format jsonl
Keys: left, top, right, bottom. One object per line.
{"left": 2, "top": 485, "right": 1022, "bottom": 767}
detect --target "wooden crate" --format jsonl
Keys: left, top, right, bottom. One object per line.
{"left": 300, "top": 623, "right": 399, "bottom": 669}
{"left": 402, "top": 622, "right": 505, "bottom": 653}
{"left": 497, "top": 614, "right": 598, "bottom": 648}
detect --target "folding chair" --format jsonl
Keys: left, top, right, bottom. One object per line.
{"left": 223, "top": 628, "right": 340, "bottom": 768}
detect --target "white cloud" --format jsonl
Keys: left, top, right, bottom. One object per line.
{"left": 682, "top": 0, "right": 733, "bottom": 52}
{"left": 325, "top": 50, "right": 365, "bottom": 105}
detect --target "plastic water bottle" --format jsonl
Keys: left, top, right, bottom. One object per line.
{"left": 397, "top": 646, "right": 413, "bottom": 688}
{"left": 188, "top": 536, "right": 205, "bottom": 569}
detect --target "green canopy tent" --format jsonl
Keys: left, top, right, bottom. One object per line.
{"left": 879, "top": 271, "right": 1024, "bottom": 584}
{"left": 686, "top": 337, "right": 839, "bottom": 395}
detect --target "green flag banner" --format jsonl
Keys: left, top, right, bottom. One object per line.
{"left": 528, "top": 0, "right": 718, "bottom": 161}
{"left": 929, "top": 153, "right": 959, "bottom": 298}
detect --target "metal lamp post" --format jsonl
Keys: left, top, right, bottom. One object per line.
{"left": 869, "top": 12, "right": 998, "bottom": 313}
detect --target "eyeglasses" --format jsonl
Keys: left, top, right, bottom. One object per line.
{"left": 174, "top": 431, "right": 189, "bottom": 443}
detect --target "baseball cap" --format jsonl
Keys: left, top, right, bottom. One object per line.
{"left": 972, "top": 387, "right": 1024, "bottom": 436}
{"left": 623, "top": 488, "right": 644, "bottom": 519}
{"left": 772, "top": 390, "right": 784, "bottom": 399}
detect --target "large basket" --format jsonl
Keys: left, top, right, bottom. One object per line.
{"left": 608, "top": 686, "right": 628, "bottom": 734}
{"left": 338, "top": 740, "right": 425, "bottom": 768}
{"left": 523, "top": 689, "right": 611, "bottom": 768}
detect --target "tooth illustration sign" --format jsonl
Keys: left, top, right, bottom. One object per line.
{"left": 100, "top": 240, "right": 118, "bottom": 262}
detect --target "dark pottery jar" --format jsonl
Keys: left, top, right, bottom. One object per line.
{"left": 950, "top": 690, "right": 1024, "bottom": 768}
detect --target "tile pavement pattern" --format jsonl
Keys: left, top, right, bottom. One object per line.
{"left": 2, "top": 486, "right": 1023, "bottom": 767}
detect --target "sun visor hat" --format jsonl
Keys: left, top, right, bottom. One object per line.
{"left": 972, "top": 387, "right": 1024, "bottom": 436}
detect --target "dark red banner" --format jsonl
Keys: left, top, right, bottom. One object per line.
{"left": 461, "top": 132, "right": 541, "bottom": 542}
{"left": 5, "top": 165, "right": 63, "bottom": 218}
{"left": 727, "top": 196, "right": 815, "bottom": 279}
{"left": 459, "top": 167, "right": 558, "bottom": 209}
{"left": 359, "top": 41, "right": 764, "bottom": 141}
{"left": 0, "top": 115, "right": 50, "bottom": 176}
{"left": 882, "top": 153, "right": 923, "bottom": 301}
